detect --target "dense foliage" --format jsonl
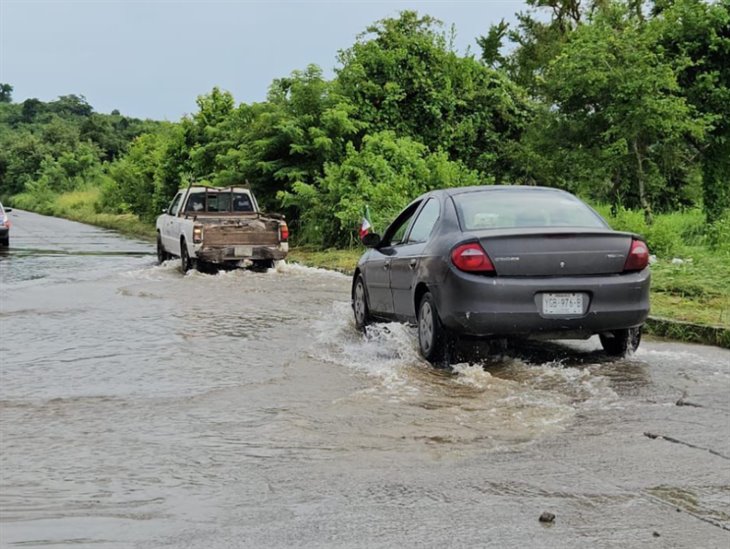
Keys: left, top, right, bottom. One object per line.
{"left": 1, "top": 0, "right": 728, "bottom": 247}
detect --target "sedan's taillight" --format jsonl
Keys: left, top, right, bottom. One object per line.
{"left": 623, "top": 239, "right": 649, "bottom": 272}
{"left": 279, "top": 221, "right": 289, "bottom": 242}
{"left": 451, "top": 243, "right": 495, "bottom": 273}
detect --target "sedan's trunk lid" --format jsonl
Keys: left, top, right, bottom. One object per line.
{"left": 475, "top": 228, "right": 635, "bottom": 276}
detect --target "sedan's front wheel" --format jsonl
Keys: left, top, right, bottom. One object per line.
{"left": 418, "top": 292, "right": 452, "bottom": 366}
{"left": 352, "top": 275, "right": 372, "bottom": 331}
{"left": 600, "top": 326, "right": 642, "bottom": 357}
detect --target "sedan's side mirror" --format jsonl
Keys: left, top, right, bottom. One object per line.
{"left": 361, "top": 233, "right": 381, "bottom": 248}
{"left": 4, "top": 208, "right": 12, "bottom": 212}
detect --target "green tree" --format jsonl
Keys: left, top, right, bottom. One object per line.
{"left": 336, "top": 11, "right": 530, "bottom": 180}
{"left": 217, "top": 66, "right": 364, "bottom": 211}
{"left": 280, "top": 131, "right": 483, "bottom": 246}
{"left": 106, "top": 131, "right": 170, "bottom": 221}
{"left": 480, "top": 0, "right": 588, "bottom": 95}
{"left": 543, "top": 3, "right": 708, "bottom": 220}
{"left": 0, "top": 84, "right": 12, "bottom": 103}
{"left": 654, "top": 0, "right": 730, "bottom": 221}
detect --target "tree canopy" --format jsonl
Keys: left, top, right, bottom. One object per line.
{"left": 2, "top": 3, "right": 729, "bottom": 243}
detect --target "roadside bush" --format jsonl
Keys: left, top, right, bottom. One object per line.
{"left": 644, "top": 216, "right": 685, "bottom": 258}
{"left": 596, "top": 205, "right": 714, "bottom": 258}
{"left": 279, "top": 131, "right": 484, "bottom": 246}
{"left": 54, "top": 188, "right": 100, "bottom": 217}
{"left": 707, "top": 212, "right": 730, "bottom": 254}
{"left": 96, "top": 174, "right": 130, "bottom": 214}
{"left": 12, "top": 179, "right": 57, "bottom": 215}
{"left": 601, "top": 205, "right": 648, "bottom": 235}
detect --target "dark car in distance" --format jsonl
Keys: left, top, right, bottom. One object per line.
{"left": 351, "top": 186, "right": 650, "bottom": 364}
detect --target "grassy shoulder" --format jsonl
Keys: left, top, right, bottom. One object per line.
{"left": 12, "top": 187, "right": 156, "bottom": 240}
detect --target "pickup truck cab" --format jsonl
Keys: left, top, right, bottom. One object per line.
{"left": 156, "top": 186, "right": 288, "bottom": 272}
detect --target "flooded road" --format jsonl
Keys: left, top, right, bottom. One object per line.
{"left": 1, "top": 209, "right": 729, "bottom": 548}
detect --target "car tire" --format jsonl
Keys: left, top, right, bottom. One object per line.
{"left": 180, "top": 240, "right": 194, "bottom": 273}
{"left": 0, "top": 236, "right": 8, "bottom": 247}
{"left": 352, "top": 274, "right": 372, "bottom": 331}
{"left": 252, "top": 259, "right": 274, "bottom": 271}
{"left": 417, "top": 292, "right": 453, "bottom": 366}
{"left": 156, "top": 233, "right": 169, "bottom": 264}
{"left": 600, "top": 327, "right": 642, "bottom": 357}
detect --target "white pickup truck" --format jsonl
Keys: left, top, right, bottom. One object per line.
{"left": 156, "top": 186, "right": 289, "bottom": 272}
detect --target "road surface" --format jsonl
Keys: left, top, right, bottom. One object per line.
{"left": 1, "top": 209, "right": 729, "bottom": 548}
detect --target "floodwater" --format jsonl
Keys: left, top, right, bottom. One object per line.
{"left": 1, "top": 210, "right": 729, "bottom": 548}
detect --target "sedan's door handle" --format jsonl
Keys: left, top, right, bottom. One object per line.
{"left": 383, "top": 260, "right": 391, "bottom": 270}
{"left": 409, "top": 259, "right": 417, "bottom": 270}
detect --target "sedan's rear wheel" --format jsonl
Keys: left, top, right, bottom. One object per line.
{"left": 352, "top": 275, "right": 372, "bottom": 331}
{"left": 418, "top": 292, "right": 452, "bottom": 366}
{"left": 600, "top": 327, "right": 642, "bottom": 357}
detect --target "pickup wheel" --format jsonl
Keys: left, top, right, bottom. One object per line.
{"left": 252, "top": 259, "right": 274, "bottom": 271}
{"left": 180, "top": 240, "right": 194, "bottom": 273}
{"left": 156, "top": 233, "right": 169, "bottom": 264}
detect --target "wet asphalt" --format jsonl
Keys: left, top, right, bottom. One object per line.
{"left": 1, "top": 209, "right": 728, "bottom": 548}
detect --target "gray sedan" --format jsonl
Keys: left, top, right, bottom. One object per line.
{"left": 352, "top": 186, "right": 650, "bottom": 365}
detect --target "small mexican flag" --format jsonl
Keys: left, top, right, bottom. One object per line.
{"left": 359, "top": 205, "right": 372, "bottom": 239}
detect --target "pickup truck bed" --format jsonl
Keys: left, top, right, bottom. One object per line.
{"left": 194, "top": 215, "right": 286, "bottom": 263}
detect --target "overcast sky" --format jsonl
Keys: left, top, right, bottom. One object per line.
{"left": 1, "top": 0, "right": 528, "bottom": 120}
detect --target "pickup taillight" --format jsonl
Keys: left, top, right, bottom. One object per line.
{"left": 192, "top": 224, "right": 203, "bottom": 243}
{"left": 279, "top": 221, "right": 289, "bottom": 242}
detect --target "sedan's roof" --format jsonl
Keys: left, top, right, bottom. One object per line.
{"left": 441, "top": 185, "right": 568, "bottom": 197}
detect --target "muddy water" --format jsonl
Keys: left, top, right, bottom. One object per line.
{"left": 1, "top": 210, "right": 729, "bottom": 548}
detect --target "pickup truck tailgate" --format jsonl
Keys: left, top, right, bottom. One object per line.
{"left": 201, "top": 218, "right": 280, "bottom": 246}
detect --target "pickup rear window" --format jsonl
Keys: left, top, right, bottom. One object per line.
{"left": 185, "top": 192, "right": 253, "bottom": 213}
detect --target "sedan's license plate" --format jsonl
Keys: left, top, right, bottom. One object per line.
{"left": 542, "top": 293, "right": 584, "bottom": 315}
{"left": 234, "top": 245, "right": 253, "bottom": 257}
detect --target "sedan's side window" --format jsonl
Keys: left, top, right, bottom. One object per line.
{"left": 382, "top": 202, "right": 421, "bottom": 246}
{"left": 407, "top": 199, "right": 440, "bottom": 243}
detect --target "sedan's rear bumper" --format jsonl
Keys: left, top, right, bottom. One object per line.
{"left": 435, "top": 269, "right": 650, "bottom": 338}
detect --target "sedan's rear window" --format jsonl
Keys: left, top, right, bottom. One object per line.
{"left": 453, "top": 190, "right": 607, "bottom": 231}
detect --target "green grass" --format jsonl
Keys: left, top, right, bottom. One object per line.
{"left": 288, "top": 247, "right": 362, "bottom": 275}
{"left": 13, "top": 187, "right": 155, "bottom": 240}
{"left": 649, "top": 250, "right": 730, "bottom": 327}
